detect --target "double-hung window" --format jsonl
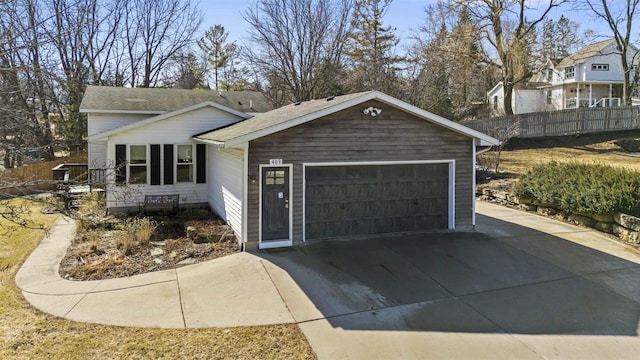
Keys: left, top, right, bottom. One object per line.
{"left": 129, "top": 145, "right": 147, "bottom": 184}
{"left": 565, "top": 66, "right": 575, "bottom": 79}
{"left": 177, "top": 144, "right": 193, "bottom": 182}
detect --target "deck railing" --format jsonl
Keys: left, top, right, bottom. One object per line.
{"left": 52, "top": 164, "right": 108, "bottom": 189}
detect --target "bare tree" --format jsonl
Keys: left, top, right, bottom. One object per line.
{"left": 458, "top": 0, "right": 568, "bottom": 115}
{"left": 122, "top": 0, "right": 202, "bottom": 88}
{"left": 243, "top": 0, "right": 353, "bottom": 105}
{"left": 586, "top": 0, "right": 640, "bottom": 105}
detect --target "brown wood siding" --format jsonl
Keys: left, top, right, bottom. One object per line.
{"left": 247, "top": 100, "right": 474, "bottom": 246}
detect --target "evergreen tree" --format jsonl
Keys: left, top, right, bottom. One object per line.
{"left": 197, "top": 25, "right": 235, "bottom": 90}
{"left": 344, "top": 0, "right": 403, "bottom": 94}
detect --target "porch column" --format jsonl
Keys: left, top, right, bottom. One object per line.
{"left": 609, "top": 83, "right": 613, "bottom": 107}
{"left": 576, "top": 84, "right": 580, "bottom": 108}
{"left": 589, "top": 84, "right": 592, "bottom": 106}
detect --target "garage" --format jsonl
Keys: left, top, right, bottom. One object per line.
{"left": 304, "top": 161, "right": 452, "bottom": 241}
{"left": 196, "top": 91, "right": 499, "bottom": 249}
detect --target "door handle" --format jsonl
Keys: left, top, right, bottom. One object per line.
{"left": 284, "top": 197, "right": 289, "bottom": 209}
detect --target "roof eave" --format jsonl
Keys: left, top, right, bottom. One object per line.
{"left": 80, "top": 109, "right": 166, "bottom": 115}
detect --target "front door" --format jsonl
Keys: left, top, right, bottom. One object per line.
{"left": 261, "top": 167, "right": 290, "bottom": 241}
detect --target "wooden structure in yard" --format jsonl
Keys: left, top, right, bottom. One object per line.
{"left": 464, "top": 106, "right": 640, "bottom": 138}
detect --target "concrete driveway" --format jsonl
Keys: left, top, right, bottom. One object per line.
{"left": 258, "top": 201, "right": 640, "bottom": 359}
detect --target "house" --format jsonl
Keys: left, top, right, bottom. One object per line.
{"left": 81, "top": 86, "right": 499, "bottom": 250}
{"left": 488, "top": 39, "right": 640, "bottom": 116}
{"left": 487, "top": 81, "right": 550, "bottom": 115}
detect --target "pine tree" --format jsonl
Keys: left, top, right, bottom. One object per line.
{"left": 344, "top": 0, "right": 402, "bottom": 94}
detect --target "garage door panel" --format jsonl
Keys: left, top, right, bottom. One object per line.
{"left": 305, "top": 163, "right": 450, "bottom": 241}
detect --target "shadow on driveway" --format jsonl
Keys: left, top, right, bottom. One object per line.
{"left": 257, "top": 214, "right": 640, "bottom": 335}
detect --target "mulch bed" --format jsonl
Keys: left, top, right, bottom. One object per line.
{"left": 59, "top": 208, "right": 240, "bottom": 281}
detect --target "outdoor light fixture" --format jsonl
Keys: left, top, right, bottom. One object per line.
{"left": 250, "top": 175, "right": 257, "bottom": 184}
{"left": 363, "top": 106, "right": 382, "bottom": 117}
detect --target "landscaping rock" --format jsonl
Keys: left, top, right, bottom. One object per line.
{"left": 493, "top": 191, "right": 509, "bottom": 201}
{"left": 520, "top": 204, "right": 537, "bottom": 212}
{"left": 153, "top": 258, "right": 164, "bottom": 264}
{"left": 150, "top": 248, "right": 164, "bottom": 256}
{"left": 613, "top": 224, "right": 640, "bottom": 244}
{"left": 168, "top": 251, "right": 177, "bottom": 259}
{"left": 177, "top": 258, "right": 195, "bottom": 265}
{"left": 593, "top": 221, "right": 614, "bottom": 234}
{"left": 537, "top": 206, "right": 557, "bottom": 216}
{"left": 568, "top": 213, "right": 596, "bottom": 227}
{"left": 185, "top": 226, "right": 198, "bottom": 239}
{"left": 614, "top": 213, "right": 640, "bottom": 232}
{"left": 590, "top": 213, "right": 614, "bottom": 223}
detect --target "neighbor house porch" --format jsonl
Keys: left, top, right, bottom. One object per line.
{"left": 564, "top": 83, "right": 623, "bottom": 109}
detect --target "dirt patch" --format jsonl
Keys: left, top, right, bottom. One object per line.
{"left": 59, "top": 208, "right": 240, "bottom": 281}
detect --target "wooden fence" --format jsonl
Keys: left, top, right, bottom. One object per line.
{"left": 0, "top": 154, "right": 87, "bottom": 194}
{"left": 463, "top": 106, "right": 640, "bottom": 138}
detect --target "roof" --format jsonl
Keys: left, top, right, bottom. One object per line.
{"left": 558, "top": 39, "right": 617, "bottom": 67}
{"left": 79, "top": 86, "right": 273, "bottom": 114}
{"left": 88, "top": 101, "right": 249, "bottom": 142}
{"left": 515, "top": 82, "right": 550, "bottom": 90}
{"left": 195, "top": 91, "right": 500, "bottom": 147}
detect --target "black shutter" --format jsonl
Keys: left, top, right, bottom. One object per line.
{"left": 164, "top": 144, "right": 174, "bottom": 185}
{"left": 150, "top": 144, "right": 161, "bottom": 185}
{"left": 115, "top": 144, "right": 126, "bottom": 184}
{"left": 196, "top": 144, "right": 206, "bottom": 184}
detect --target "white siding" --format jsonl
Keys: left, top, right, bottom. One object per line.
{"left": 208, "top": 147, "right": 244, "bottom": 241}
{"left": 88, "top": 140, "right": 107, "bottom": 168}
{"left": 104, "top": 106, "right": 243, "bottom": 209}
{"left": 88, "top": 113, "right": 153, "bottom": 136}
{"left": 513, "top": 89, "right": 546, "bottom": 114}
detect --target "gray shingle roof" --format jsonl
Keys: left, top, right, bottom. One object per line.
{"left": 195, "top": 90, "right": 500, "bottom": 147}
{"left": 195, "top": 91, "right": 373, "bottom": 143}
{"left": 80, "top": 86, "right": 273, "bottom": 114}
{"left": 558, "top": 39, "right": 616, "bottom": 67}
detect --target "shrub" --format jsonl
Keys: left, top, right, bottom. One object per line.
{"left": 116, "top": 217, "right": 156, "bottom": 254}
{"left": 513, "top": 161, "right": 640, "bottom": 217}
{"left": 134, "top": 217, "right": 156, "bottom": 245}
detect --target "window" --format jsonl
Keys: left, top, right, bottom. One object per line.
{"left": 591, "top": 63, "right": 609, "bottom": 71}
{"left": 546, "top": 90, "right": 552, "bottom": 105}
{"left": 265, "top": 170, "right": 286, "bottom": 185}
{"left": 176, "top": 144, "right": 193, "bottom": 182}
{"left": 493, "top": 95, "right": 498, "bottom": 110}
{"left": 129, "top": 145, "right": 147, "bottom": 184}
{"left": 565, "top": 66, "right": 575, "bottom": 79}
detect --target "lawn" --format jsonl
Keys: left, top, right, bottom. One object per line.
{"left": 495, "top": 133, "right": 640, "bottom": 175}
{"left": 0, "top": 200, "right": 316, "bottom": 359}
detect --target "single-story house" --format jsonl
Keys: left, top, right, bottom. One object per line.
{"left": 81, "top": 86, "right": 499, "bottom": 250}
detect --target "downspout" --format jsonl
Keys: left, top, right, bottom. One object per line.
{"left": 473, "top": 140, "right": 495, "bottom": 230}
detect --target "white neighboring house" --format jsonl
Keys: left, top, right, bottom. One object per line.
{"left": 488, "top": 39, "right": 640, "bottom": 116}
{"left": 487, "top": 81, "right": 550, "bottom": 115}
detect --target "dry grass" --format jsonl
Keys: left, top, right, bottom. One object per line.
{"left": 495, "top": 139, "right": 640, "bottom": 175}
{"left": 0, "top": 200, "right": 316, "bottom": 359}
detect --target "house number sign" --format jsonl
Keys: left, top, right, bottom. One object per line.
{"left": 269, "top": 159, "right": 283, "bottom": 165}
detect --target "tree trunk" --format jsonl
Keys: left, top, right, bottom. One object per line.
{"left": 503, "top": 83, "right": 514, "bottom": 115}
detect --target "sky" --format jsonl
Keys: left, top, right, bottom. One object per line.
{"left": 199, "top": 0, "right": 431, "bottom": 46}
{"left": 197, "top": 1, "right": 626, "bottom": 49}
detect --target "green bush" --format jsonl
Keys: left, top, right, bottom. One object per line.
{"left": 513, "top": 161, "right": 640, "bottom": 217}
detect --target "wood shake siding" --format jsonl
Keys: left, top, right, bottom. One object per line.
{"left": 246, "top": 100, "right": 473, "bottom": 246}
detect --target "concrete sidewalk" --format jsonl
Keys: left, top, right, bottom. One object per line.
{"left": 15, "top": 216, "right": 295, "bottom": 328}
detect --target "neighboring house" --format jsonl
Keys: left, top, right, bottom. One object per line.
{"left": 487, "top": 81, "right": 550, "bottom": 115}
{"left": 81, "top": 86, "right": 499, "bottom": 250}
{"left": 488, "top": 39, "right": 640, "bottom": 116}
